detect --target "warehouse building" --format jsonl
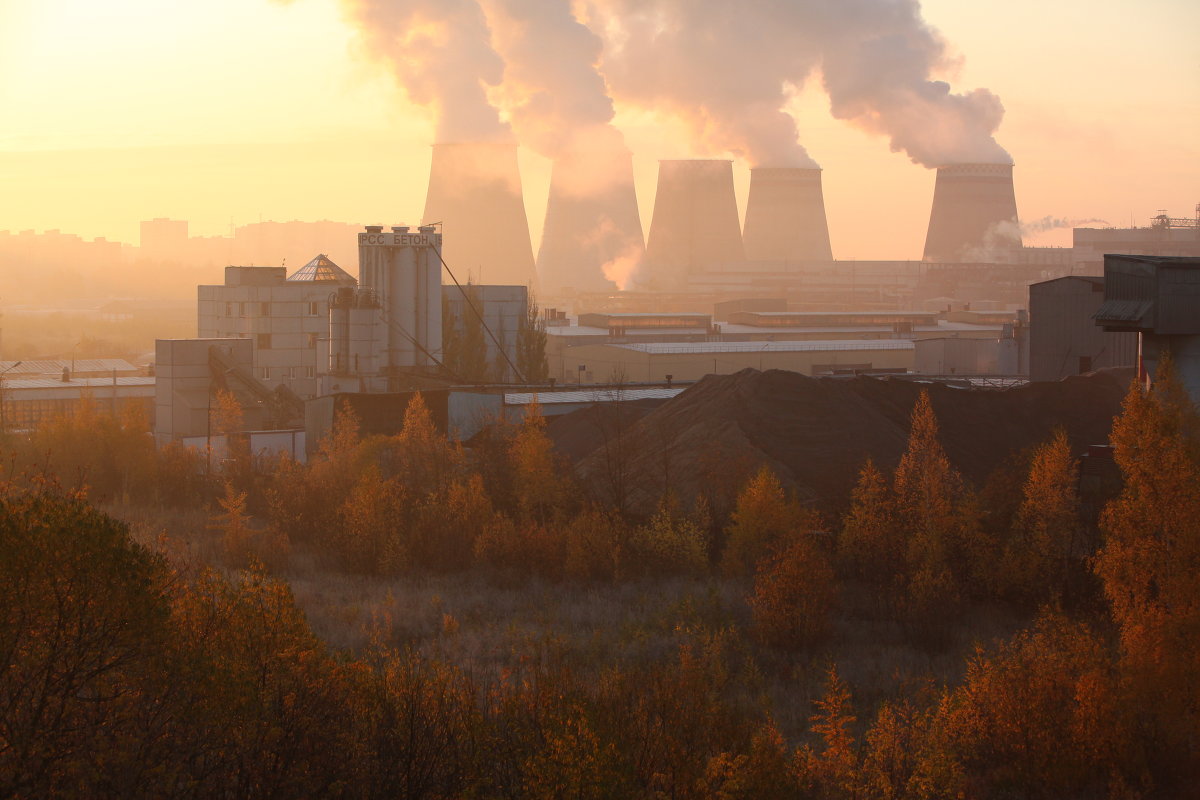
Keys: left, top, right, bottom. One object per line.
{"left": 1029, "top": 276, "right": 1137, "bottom": 382}
{"left": 552, "top": 339, "right": 914, "bottom": 384}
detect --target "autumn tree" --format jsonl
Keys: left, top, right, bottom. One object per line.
{"left": 385, "top": 391, "right": 463, "bottom": 496}
{"left": 510, "top": 401, "right": 575, "bottom": 523}
{"left": 796, "top": 665, "right": 860, "bottom": 799}
{"left": 999, "top": 429, "right": 1080, "bottom": 606}
{"left": 749, "top": 535, "right": 836, "bottom": 649}
{"left": 0, "top": 487, "right": 172, "bottom": 796}
{"left": 893, "top": 391, "right": 963, "bottom": 643}
{"left": 1093, "top": 359, "right": 1200, "bottom": 788}
{"left": 722, "top": 465, "right": 817, "bottom": 578}
{"left": 836, "top": 458, "right": 901, "bottom": 589}
{"left": 443, "top": 283, "right": 493, "bottom": 383}
{"left": 626, "top": 498, "right": 709, "bottom": 578}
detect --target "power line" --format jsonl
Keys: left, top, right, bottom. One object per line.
{"left": 430, "top": 237, "right": 528, "bottom": 384}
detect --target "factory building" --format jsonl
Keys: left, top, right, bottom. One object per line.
{"left": 553, "top": 339, "right": 914, "bottom": 385}
{"left": 545, "top": 308, "right": 1019, "bottom": 383}
{"left": 197, "top": 255, "right": 356, "bottom": 398}
{"left": 1095, "top": 254, "right": 1200, "bottom": 402}
{"left": 1072, "top": 210, "right": 1200, "bottom": 275}
{"left": 1028, "top": 276, "right": 1137, "bottom": 382}
{"left": 1, "top": 375, "right": 155, "bottom": 433}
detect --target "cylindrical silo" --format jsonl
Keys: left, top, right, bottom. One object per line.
{"left": 422, "top": 142, "right": 537, "bottom": 288}
{"left": 641, "top": 159, "right": 745, "bottom": 290}
{"left": 742, "top": 167, "right": 833, "bottom": 263}
{"left": 923, "top": 163, "right": 1022, "bottom": 263}
{"left": 536, "top": 148, "right": 645, "bottom": 293}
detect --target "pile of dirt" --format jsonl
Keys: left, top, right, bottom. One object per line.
{"left": 561, "top": 367, "right": 1134, "bottom": 515}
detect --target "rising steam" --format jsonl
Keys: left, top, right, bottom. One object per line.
{"left": 581, "top": 0, "right": 820, "bottom": 168}
{"left": 582, "top": 0, "right": 1009, "bottom": 169}
{"left": 334, "top": 0, "right": 511, "bottom": 143}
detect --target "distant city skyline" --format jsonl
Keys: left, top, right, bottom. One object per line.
{"left": 1, "top": 0, "right": 1196, "bottom": 260}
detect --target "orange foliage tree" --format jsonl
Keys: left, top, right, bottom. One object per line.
{"left": 1094, "top": 360, "right": 1200, "bottom": 788}
{"left": 722, "top": 465, "right": 818, "bottom": 578}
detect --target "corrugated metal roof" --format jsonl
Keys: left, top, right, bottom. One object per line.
{"left": 5, "top": 376, "right": 156, "bottom": 390}
{"left": 610, "top": 340, "right": 916, "bottom": 355}
{"left": 0, "top": 358, "right": 138, "bottom": 375}
{"left": 504, "top": 387, "right": 686, "bottom": 405}
{"left": 1094, "top": 299, "right": 1152, "bottom": 324}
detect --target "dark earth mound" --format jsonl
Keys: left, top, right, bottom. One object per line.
{"left": 554, "top": 367, "right": 1133, "bottom": 515}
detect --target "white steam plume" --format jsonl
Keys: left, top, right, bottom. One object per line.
{"left": 479, "top": 0, "right": 623, "bottom": 159}
{"left": 582, "top": 0, "right": 820, "bottom": 168}
{"left": 338, "top": 0, "right": 511, "bottom": 143}
{"left": 816, "top": 0, "right": 1009, "bottom": 167}
{"left": 583, "top": 0, "right": 1009, "bottom": 169}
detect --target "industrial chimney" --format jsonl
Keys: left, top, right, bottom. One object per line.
{"left": 742, "top": 167, "right": 833, "bottom": 263}
{"left": 923, "top": 163, "right": 1022, "bottom": 263}
{"left": 422, "top": 142, "right": 537, "bottom": 287}
{"left": 537, "top": 148, "right": 645, "bottom": 293}
{"left": 642, "top": 160, "right": 745, "bottom": 289}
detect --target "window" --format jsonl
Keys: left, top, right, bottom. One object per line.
{"left": 306, "top": 301, "right": 319, "bottom": 316}
{"left": 304, "top": 366, "right": 315, "bottom": 379}
{"left": 260, "top": 367, "right": 271, "bottom": 380}
{"left": 307, "top": 333, "right": 319, "bottom": 348}
{"left": 225, "top": 301, "right": 233, "bottom": 316}
{"left": 257, "top": 333, "right": 271, "bottom": 349}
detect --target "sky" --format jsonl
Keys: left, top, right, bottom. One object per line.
{"left": 0, "top": 0, "right": 1197, "bottom": 260}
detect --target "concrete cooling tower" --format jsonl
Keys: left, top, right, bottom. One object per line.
{"left": 923, "top": 163, "right": 1022, "bottom": 263}
{"left": 642, "top": 160, "right": 745, "bottom": 289}
{"left": 742, "top": 167, "right": 833, "bottom": 262}
{"left": 422, "top": 142, "right": 537, "bottom": 287}
{"left": 537, "top": 150, "right": 645, "bottom": 293}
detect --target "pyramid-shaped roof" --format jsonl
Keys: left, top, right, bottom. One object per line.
{"left": 287, "top": 254, "right": 356, "bottom": 284}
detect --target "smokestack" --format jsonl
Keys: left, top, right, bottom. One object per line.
{"left": 422, "top": 142, "right": 537, "bottom": 287}
{"left": 923, "top": 163, "right": 1021, "bottom": 263}
{"left": 537, "top": 149, "right": 645, "bottom": 293}
{"left": 742, "top": 167, "right": 832, "bottom": 262}
{"left": 642, "top": 159, "right": 744, "bottom": 289}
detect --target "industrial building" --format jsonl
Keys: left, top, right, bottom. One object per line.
{"left": 1, "top": 374, "right": 155, "bottom": 432}
{"left": 1095, "top": 255, "right": 1200, "bottom": 401}
{"left": 545, "top": 308, "right": 1023, "bottom": 383}
{"left": 554, "top": 339, "right": 914, "bottom": 385}
{"left": 1028, "top": 276, "right": 1137, "bottom": 382}
{"left": 198, "top": 256, "right": 357, "bottom": 398}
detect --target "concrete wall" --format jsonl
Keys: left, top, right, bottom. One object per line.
{"left": 1029, "top": 276, "right": 1137, "bottom": 382}
{"left": 198, "top": 274, "right": 346, "bottom": 398}
{"left": 155, "top": 338, "right": 254, "bottom": 445}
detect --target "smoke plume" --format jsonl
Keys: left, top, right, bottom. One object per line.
{"left": 337, "top": 0, "right": 511, "bottom": 143}
{"left": 581, "top": 0, "right": 820, "bottom": 168}
{"left": 583, "top": 0, "right": 1009, "bottom": 169}
{"left": 480, "top": 1, "right": 617, "bottom": 154}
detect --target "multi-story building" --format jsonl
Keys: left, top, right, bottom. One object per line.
{"left": 197, "top": 255, "right": 356, "bottom": 398}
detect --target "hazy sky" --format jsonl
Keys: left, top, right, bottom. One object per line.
{"left": 1, "top": 0, "right": 1197, "bottom": 259}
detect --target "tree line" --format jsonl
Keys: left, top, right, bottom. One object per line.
{"left": 1, "top": 361, "right": 1198, "bottom": 797}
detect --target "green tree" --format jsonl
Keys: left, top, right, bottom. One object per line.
{"left": 518, "top": 293, "right": 549, "bottom": 384}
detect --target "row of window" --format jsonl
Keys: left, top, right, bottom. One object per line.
{"left": 223, "top": 301, "right": 321, "bottom": 317}
{"left": 259, "top": 366, "right": 316, "bottom": 381}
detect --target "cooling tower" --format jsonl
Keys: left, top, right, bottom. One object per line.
{"left": 742, "top": 167, "right": 833, "bottom": 262}
{"left": 642, "top": 160, "right": 745, "bottom": 289}
{"left": 923, "top": 163, "right": 1022, "bottom": 263}
{"left": 537, "top": 149, "right": 645, "bottom": 293}
{"left": 422, "top": 142, "right": 537, "bottom": 287}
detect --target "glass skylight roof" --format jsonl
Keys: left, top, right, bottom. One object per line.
{"left": 287, "top": 254, "right": 355, "bottom": 283}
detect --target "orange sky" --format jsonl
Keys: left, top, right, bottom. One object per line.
{"left": 1, "top": 0, "right": 1197, "bottom": 260}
